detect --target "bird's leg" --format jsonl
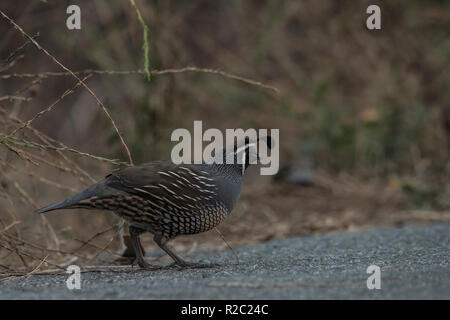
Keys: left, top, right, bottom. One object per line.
{"left": 129, "top": 226, "right": 159, "bottom": 270}
{"left": 118, "top": 222, "right": 127, "bottom": 253}
{"left": 153, "top": 233, "right": 186, "bottom": 265}
{"left": 153, "top": 233, "right": 219, "bottom": 269}
{"left": 116, "top": 222, "right": 144, "bottom": 258}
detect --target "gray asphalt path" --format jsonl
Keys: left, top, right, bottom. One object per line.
{"left": 1, "top": 222, "right": 449, "bottom": 299}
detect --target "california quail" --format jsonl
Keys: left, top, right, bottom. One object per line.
{"left": 35, "top": 137, "right": 272, "bottom": 269}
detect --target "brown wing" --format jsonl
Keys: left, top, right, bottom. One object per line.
{"left": 105, "top": 161, "right": 218, "bottom": 211}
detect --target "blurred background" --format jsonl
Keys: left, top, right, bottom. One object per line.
{"left": 0, "top": 0, "right": 449, "bottom": 272}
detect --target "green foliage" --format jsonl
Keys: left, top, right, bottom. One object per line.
{"left": 304, "top": 79, "right": 429, "bottom": 175}
{"left": 0, "top": 136, "right": 37, "bottom": 149}
{"left": 402, "top": 181, "right": 450, "bottom": 210}
{"left": 129, "top": 0, "right": 151, "bottom": 81}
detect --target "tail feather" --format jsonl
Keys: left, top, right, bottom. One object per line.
{"left": 34, "top": 180, "right": 119, "bottom": 214}
{"left": 34, "top": 198, "right": 79, "bottom": 214}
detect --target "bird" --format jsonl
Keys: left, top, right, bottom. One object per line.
{"left": 35, "top": 136, "right": 272, "bottom": 269}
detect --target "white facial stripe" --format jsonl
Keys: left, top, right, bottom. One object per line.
{"left": 235, "top": 143, "right": 256, "bottom": 155}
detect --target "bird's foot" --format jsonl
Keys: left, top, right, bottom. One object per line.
{"left": 133, "top": 259, "right": 163, "bottom": 271}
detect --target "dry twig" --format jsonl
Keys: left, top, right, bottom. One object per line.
{"left": 0, "top": 10, "right": 134, "bottom": 165}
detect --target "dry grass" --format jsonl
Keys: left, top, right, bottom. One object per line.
{"left": 0, "top": 10, "right": 279, "bottom": 279}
